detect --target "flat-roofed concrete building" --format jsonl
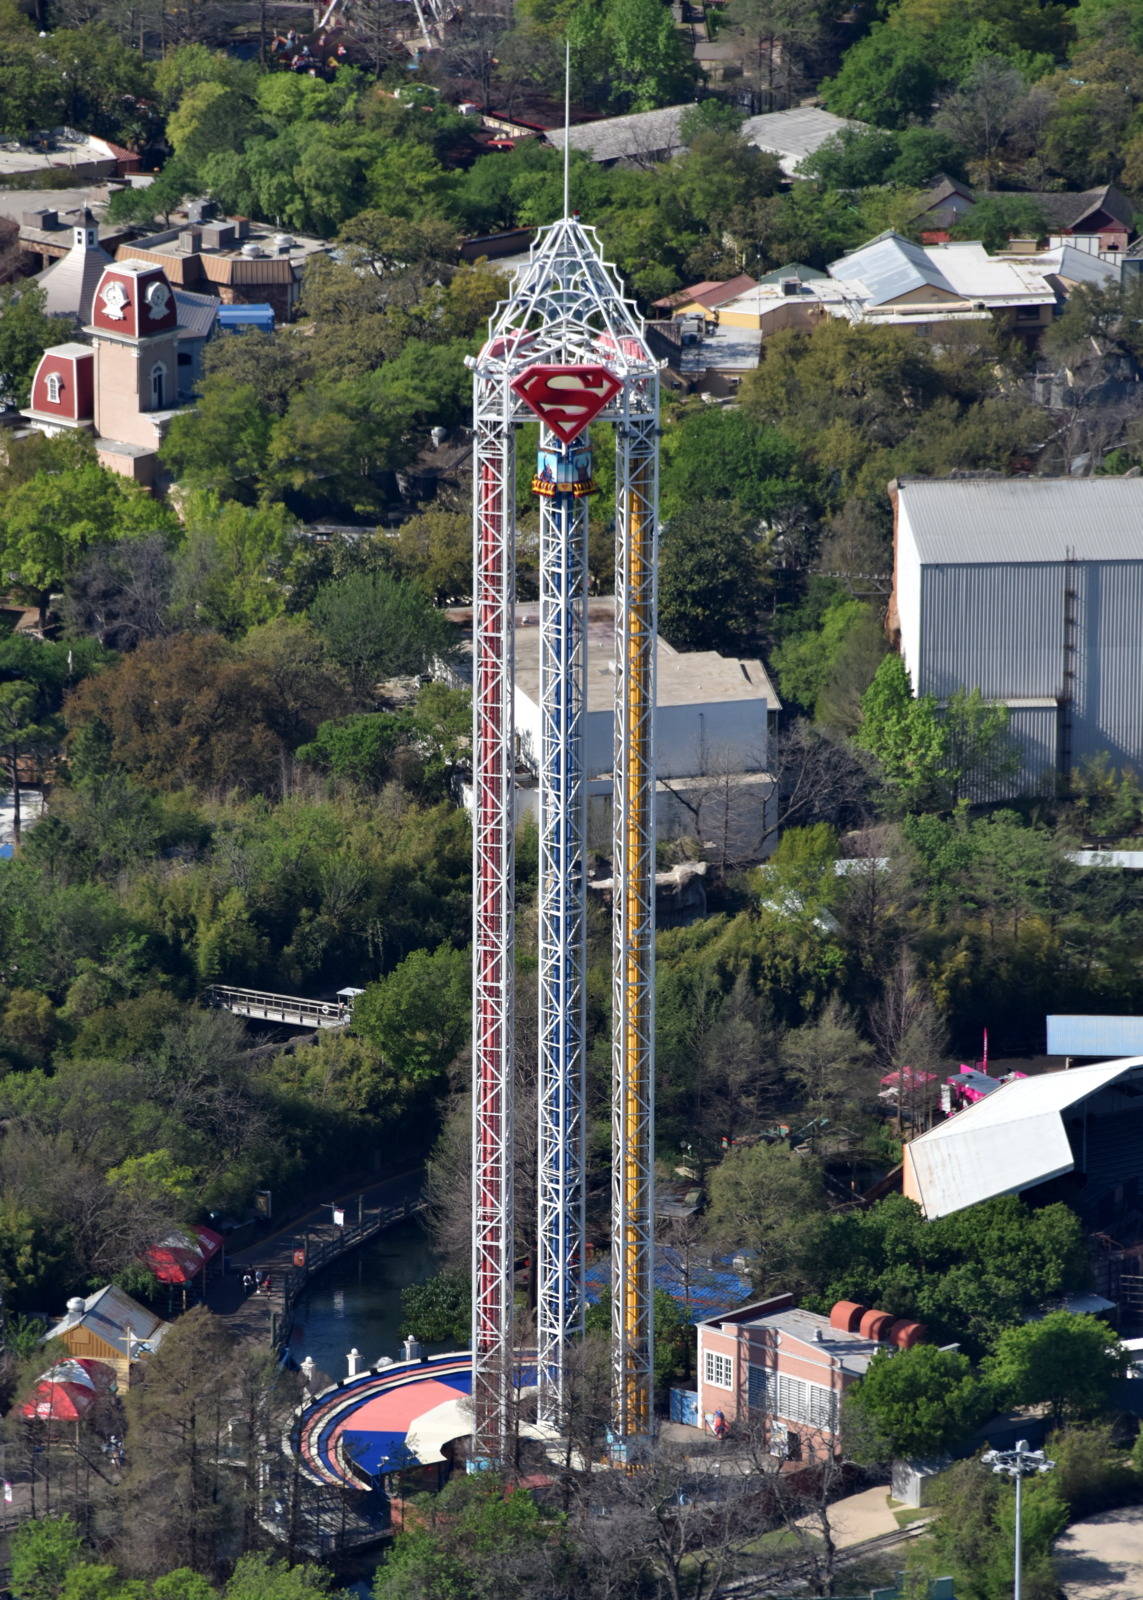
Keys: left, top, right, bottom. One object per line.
{"left": 118, "top": 216, "right": 329, "bottom": 321}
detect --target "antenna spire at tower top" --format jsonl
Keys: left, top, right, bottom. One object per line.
{"left": 563, "top": 39, "right": 571, "bottom": 221}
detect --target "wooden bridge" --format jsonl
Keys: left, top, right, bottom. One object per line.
{"left": 203, "top": 985, "right": 354, "bottom": 1029}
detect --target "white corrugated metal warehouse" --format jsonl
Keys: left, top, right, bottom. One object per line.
{"left": 903, "top": 1057, "right": 1143, "bottom": 1224}
{"left": 890, "top": 477, "right": 1143, "bottom": 791}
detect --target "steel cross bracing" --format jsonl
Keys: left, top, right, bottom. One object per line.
{"left": 471, "top": 387, "right": 517, "bottom": 1462}
{"left": 470, "top": 213, "right": 659, "bottom": 1459}
{"left": 536, "top": 427, "right": 589, "bottom": 1429}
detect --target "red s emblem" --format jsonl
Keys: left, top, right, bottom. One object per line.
{"left": 510, "top": 364, "right": 622, "bottom": 444}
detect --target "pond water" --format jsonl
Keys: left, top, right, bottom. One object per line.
{"left": 285, "top": 1214, "right": 451, "bottom": 1382}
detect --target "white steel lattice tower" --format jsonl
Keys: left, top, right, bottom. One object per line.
{"left": 535, "top": 421, "right": 589, "bottom": 1430}
{"left": 469, "top": 214, "right": 659, "bottom": 1460}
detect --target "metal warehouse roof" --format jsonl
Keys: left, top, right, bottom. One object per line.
{"left": 830, "top": 232, "right": 957, "bottom": 305}
{"left": 548, "top": 104, "right": 695, "bottom": 164}
{"left": 742, "top": 107, "right": 864, "bottom": 174}
{"left": 898, "top": 477, "right": 1143, "bottom": 564}
{"left": 903, "top": 1057, "right": 1143, "bottom": 1218}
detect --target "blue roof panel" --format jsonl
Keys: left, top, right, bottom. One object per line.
{"left": 584, "top": 1248, "right": 753, "bottom": 1324}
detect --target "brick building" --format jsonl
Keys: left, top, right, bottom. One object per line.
{"left": 696, "top": 1294, "right": 926, "bottom": 1458}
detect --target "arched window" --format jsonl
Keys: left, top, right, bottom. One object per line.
{"left": 150, "top": 363, "right": 166, "bottom": 409}
{"left": 45, "top": 372, "right": 61, "bottom": 405}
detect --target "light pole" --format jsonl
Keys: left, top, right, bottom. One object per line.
{"left": 981, "top": 1438, "right": 1056, "bottom": 1600}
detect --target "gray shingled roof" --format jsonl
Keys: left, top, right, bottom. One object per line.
{"left": 174, "top": 287, "right": 219, "bottom": 339}
{"left": 899, "top": 477, "right": 1143, "bottom": 564}
{"left": 34, "top": 215, "right": 113, "bottom": 322}
{"left": 1023, "top": 184, "right": 1134, "bottom": 232}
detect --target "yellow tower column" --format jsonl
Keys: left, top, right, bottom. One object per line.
{"left": 611, "top": 414, "right": 658, "bottom": 1448}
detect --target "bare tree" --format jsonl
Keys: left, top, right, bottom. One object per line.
{"left": 436, "top": 7, "right": 512, "bottom": 109}
{"left": 868, "top": 951, "right": 947, "bottom": 1135}
{"left": 935, "top": 56, "right": 1054, "bottom": 187}
{"left": 831, "top": 823, "right": 919, "bottom": 979}
{"left": 739, "top": 1415, "right": 856, "bottom": 1598}
{"left": 764, "top": 720, "right": 877, "bottom": 852}
{"left": 571, "top": 1433, "right": 776, "bottom": 1600}
{"left": 63, "top": 535, "right": 175, "bottom": 651}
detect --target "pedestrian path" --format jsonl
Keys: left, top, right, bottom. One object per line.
{"left": 206, "top": 1166, "right": 424, "bottom": 1346}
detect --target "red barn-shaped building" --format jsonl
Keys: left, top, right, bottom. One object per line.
{"left": 24, "top": 343, "right": 95, "bottom": 431}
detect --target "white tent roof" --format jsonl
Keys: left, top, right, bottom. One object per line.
{"left": 904, "top": 1057, "right": 1143, "bottom": 1218}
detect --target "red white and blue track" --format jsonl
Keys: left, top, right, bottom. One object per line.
{"left": 292, "top": 1352, "right": 473, "bottom": 1489}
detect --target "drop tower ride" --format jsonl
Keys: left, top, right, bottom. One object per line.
{"left": 469, "top": 211, "right": 659, "bottom": 1463}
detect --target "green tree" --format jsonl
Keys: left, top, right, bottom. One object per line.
{"left": 943, "top": 687, "right": 1020, "bottom": 803}
{"left": 782, "top": 996, "right": 876, "bottom": 1126}
{"left": 170, "top": 493, "right": 298, "bottom": 635}
{"left": 0, "top": 282, "right": 64, "bottom": 408}
{"left": 352, "top": 944, "right": 470, "bottom": 1084}
{"left": 808, "top": 1194, "right": 1090, "bottom": 1360}
{"left": 820, "top": 26, "right": 940, "bottom": 128}
{"left": 928, "top": 1455, "right": 1066, "bottom": 1600}
{"left": 845, "top": 1344, "right": 992, "bottom": 1459}
{"left": 9, "top": 1515, "right": 84, "bottom": 1600}
{"left": 856, "top": 653, "right": 952, "bottom": 812}
{"left": 160, "top": 381, "right": 274, "bottom": 500}
{"left": 387, "top": 509, "right": 472, "bottom": 603}
{"left": 166, "top": 81, "right": 263, "bottom": 166}
{"left": 985, "top": 1311, "right": 1126, "bottom": 1425}
{"left": 798, "top": 126, "right": 902, "bottom": 187}
{"left": 309, "top": 570, "right": 452, "bottom": 697}
{"left": 373, "top": 1473, "right": 563, "bottom": 1600}
{"left": 105, "top": 159, "right": 197, "bottom": 227}
{"left": 1047, "top": 1422, "right": 1136, "bottom": 1518}
{"left": 658, "top": 502, "right": 768, "bottom": 654}
{"left": 297, "top": 713, "right": 406, "bottom": 788}
{"left": 705, "top": 1139, "right": 825, "bottom": 1294}
{"left": 0, "top": 6, "right": 61, "bottom": 139}
{"left": 225, "top": 1553, "right": 346, "bottom": 1600}
{"left": 0, "top": 445, "right": 180, "bottom": 626}
{"left": 772, "top": 592, "right": 885, "bottom": 722}
{"left": 400, "top": 1269, "right": 471, "bottom": 1342}
{"left": 660, "top": 405, "right": 805, "bottom": 522}
{"left": 950, "top": 195, "right": 1047, "bottom": 251}
{"left": 604, "top": 0, "right": 696, "bottom": 110}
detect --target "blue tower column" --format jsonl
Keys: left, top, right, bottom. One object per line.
{"left": 535, "top": 425, "right": 592, "bottom": 1429}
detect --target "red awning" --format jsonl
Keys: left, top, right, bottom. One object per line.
{"left": 21, "top": 1359, "right": 110, "bottom": 1421}
{"left": 145, "top": 1224, "right": 224, "bottom": 1286}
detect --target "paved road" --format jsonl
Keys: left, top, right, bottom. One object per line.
{"left": 206, "top": 1165, "right": 425, "bottom": 1345}
{"left": 1057, "top": 1507, "right": 1143, "bottom": 1599}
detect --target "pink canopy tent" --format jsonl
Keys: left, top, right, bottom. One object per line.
{"left": 879, "top": 1068, "right": 938, "bottom": 1090}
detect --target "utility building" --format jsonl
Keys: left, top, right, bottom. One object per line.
{"left": 889, "top": 476, "right": 1143, "bottom": 792}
